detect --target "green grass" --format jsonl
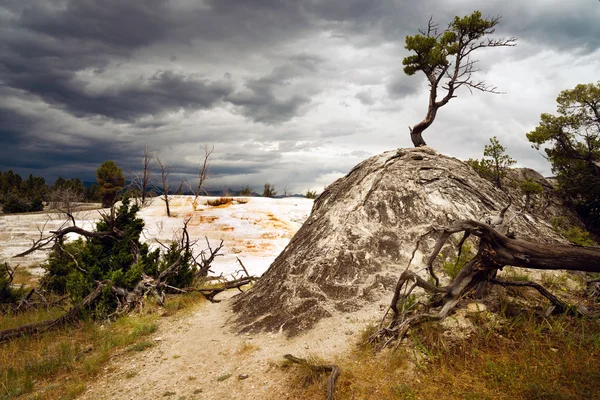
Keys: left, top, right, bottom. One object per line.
{"left": 0, "top": 292, "right": 205, "bottom": 400}
{"left": 441, "top": 242, "right": 474, "bottom": 280}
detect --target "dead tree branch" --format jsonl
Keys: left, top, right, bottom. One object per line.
{"left": 194, "top": 238, "right": 224, "bottom": 278}
{"left": 156, "top": 155, "right": 172, "bottom": 217}
{"left": 0, "top": 281, "right": 107, "bottom": 343}
{"left": 195, "top": 276, "right": 254, "bottom": 303}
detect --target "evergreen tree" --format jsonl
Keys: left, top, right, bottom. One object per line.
{"left": 527, "top": 82, "right": 600, "bottom": 231}
{"left": 96, "top": 160, "right": 125, "bottom": 208}
{"left": 403, "top": 11, "right": 516, "bottom": 146}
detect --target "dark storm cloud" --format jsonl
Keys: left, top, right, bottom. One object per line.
{"left": 437, "top": 1, "right": 600, "bottom": 54}
{"left": 0, "top": 106, "right": 138, "bottom": 181}
{"left": 225, "top": 60, "right": 317, "bottom": 124}
{"left": 0, "top": 0, "right": 315, "bottom": 124}
{"left": 0, "top": 0, "right": 598, "bottom": 189}
{"left": 18, "top": 0, "right": 171, "bottom": 49}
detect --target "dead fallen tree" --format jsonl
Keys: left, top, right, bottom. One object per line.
{"left": 372, "top": 219, "right": 600, "bottom": 348}
{"left": 0, "top": 281, "right": 107, "bottom": 343}
{"left": 2, "top": 199, "right": 249, "bottom": 342}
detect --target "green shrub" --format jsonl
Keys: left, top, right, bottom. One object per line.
{"left": 239, "top": 185, "right": 253, "bottom": 196}
{"left": 441, "top": 242, "right": 474, "bottom": 280}
{"left": 305, "top": 189, "right": 318, "bottom": 199}
{"left": 466, "top": 158, "right": 494, "bottom": 182}
{"left": 42, "top": 199, "right": 194, "bottom": 317}
{"left": 0, "top": 263, "right": 22, "bottom": 304}
{"left": 551, "top": 216, "right": 596, "bottom": 246}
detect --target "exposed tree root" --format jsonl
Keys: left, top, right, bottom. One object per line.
{"left": 283, "top": 354, "right": 340, "bottom": 400}
{"left": 371, "top": 218, "right": 600, "bottom": 349}
{"left": 490, "top": 277, "right": 594, "bottom": 317}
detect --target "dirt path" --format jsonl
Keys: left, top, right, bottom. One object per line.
{"left": 79, "top": 291, "right": 370, "bottom": 400}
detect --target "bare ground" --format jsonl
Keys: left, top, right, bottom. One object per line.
{"left": 78, "top": 290, "right": 375, "bottom": 400}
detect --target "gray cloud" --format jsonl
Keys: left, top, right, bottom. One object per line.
{"left": 355, "top": 90, "right": 375, "bottom": 106}
{"left": 1, "top": 0, "right": 598, "bottom": 193}
{"left": 225, "top": 59, "right": 320, "bottom": 124}
{"left": 386, "top": 73, "right": 422, "bottom": 99}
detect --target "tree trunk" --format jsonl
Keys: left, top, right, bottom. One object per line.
{"left": 410, "top": 125, "right": 428, "bottom": 147}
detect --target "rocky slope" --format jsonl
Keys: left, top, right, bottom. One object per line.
{"left": 234, "top": 147, "right": 580, "bottom": 336}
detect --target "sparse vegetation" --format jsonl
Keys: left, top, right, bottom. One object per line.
{"left": 284, "top": 307, "right": 600, "bottom": 399}
{"left": 0, "top": 290, "right": 204, "bottom": 399}
{"left": 551, "top": 216, "right": 597, "bottom": 246}
{"left": 262, "top": 183, "right": 277, "bottom": 198}
{"left": 239, "top": 185, "right": 253, "bottom": 196}
{"left": 305, "top": 189, "right": 318, "bottom": 199}
{"left": 0, "top": 313, "right": 158, "bottom": 399}
{"left": 520, "top": 178, "right": 543, "bottom": 210}
{"left": 207, "top": 197, "right": 234, "bottom": 206}
{"left": 441, "top": 242, "right": 474, "bottom": 280}
{"left": 467, "top": 137, "right": 516, "bottom": 189}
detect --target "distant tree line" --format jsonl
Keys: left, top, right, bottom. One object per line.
{"left": 0, "top": 170, "right": 101, "bottom": 214}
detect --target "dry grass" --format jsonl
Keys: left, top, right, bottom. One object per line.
{"left": 236, "top": 341, "right": 260, "bottom": 356}
{"left": 283, "top": 305, "right": 600, "bottom": 400}
{"left": 10, "top": 267, "right": 39, "bottom": 287}
{"left": 0, "top": 292, "right": 206, "bottom": 399}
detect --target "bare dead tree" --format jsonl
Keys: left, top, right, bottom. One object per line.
{"left": 193, "top": 237, "right": 225, "bottom": 278}
{"left": 197, "top": 145, "right": 214, "bottom": 196}
{"left": 156, "top": 155, "right": 172, "bottom": 217}
{"left": 175, "top": 180, "right": 185, "bottom": 195}
{"left": 371, "top": 215, "right": 600, "bottom": 349}
{"left": 187, "top": 145, "right": 214, "bottom": 209}
{"left": 127, "top": 146, "right": 154, "bottom": 207}
{"left": 48, "top": 187, "right": 84, "bottom": 218}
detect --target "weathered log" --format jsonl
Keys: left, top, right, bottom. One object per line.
{"left": 373, "top": 219, "right": 600, "bottom": 348}
{"left": 0, "top": 282, "right": 107, "bottom": 343}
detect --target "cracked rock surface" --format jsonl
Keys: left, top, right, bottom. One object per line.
{"left": 233, "top": 147, "right": 579, "bottom": 336}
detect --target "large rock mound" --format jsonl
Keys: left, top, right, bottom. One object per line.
{"left": 233, "top": 147, "right": 579, "bottom": 336}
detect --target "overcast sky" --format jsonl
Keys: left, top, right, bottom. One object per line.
{"left": 1, "top": 0, "right": 599, "bottom": 194}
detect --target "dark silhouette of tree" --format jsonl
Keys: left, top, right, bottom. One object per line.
{"left": 96, "top": 161, "right": 125, "bottom": 208}
{"left": 262, "top": 183, "right": 277, "bottom": 198}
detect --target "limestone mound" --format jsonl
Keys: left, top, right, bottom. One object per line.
{"left": 233, "top": 147, "right": 579, "bottom": 336}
